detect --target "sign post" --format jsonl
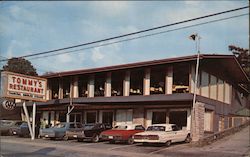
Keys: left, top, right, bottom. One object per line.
{"left": 1, "top": 71, "right": 47, "bottom": 141}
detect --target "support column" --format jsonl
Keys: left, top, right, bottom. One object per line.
{"left": 143, "top": 68, "right": 150, "bottom": 95}
{"left": 123, "top": 71, "right": 130, "bottom": 96}
{"left": 88, "top": 75, "right": 95, "bottom": 97}
{"left": 166, "top": 109, "right": 170, "bottom": 124}
{"left": 58, "top": 78, "right": 63, "bottom": 99}
{"left": 165, "top": 66, "right": 173, "bottom": 94}
{"left": 72, "top": 76, "right": 79, "bottom": 98}
{"left": 105, "top": 72, "right": 112, "bottom": 97}
{"left": 46, "top": 82, "right": 52, "bottom": 100}
{"left": 133, "top": 107, "right": 144, "bottom": 125}
{"left": 191, "top": 102, "right": 205, "bottom": 142}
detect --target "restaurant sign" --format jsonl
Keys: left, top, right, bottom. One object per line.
{"left": 1, "top": 71, "right": 47, "bottom": 102}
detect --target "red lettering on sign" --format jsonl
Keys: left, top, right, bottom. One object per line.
{"left": 28, "top": 80, "right": 33, "bottom": 86}
{"left": 22, "top": 79, "right": 27, "bottom": 85}
{"left": 17, "top": 78, "right": 21, "bottom": 84}
{"left": 34, "top": 80, "right": 37, "bottom": 86}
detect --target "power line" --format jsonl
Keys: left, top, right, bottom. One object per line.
{"left": 28, "top": 13, "right": 248, "bottom": 60}
{"left": 0, "top": 5, "right": 248, "bottom": 62}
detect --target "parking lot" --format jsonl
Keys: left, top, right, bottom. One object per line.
{"left": 1, "top": 126, "right": 250, "bottom": 157}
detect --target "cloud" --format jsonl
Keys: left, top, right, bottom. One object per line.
{"left": 91, "top": 47, "right": 104, "bottom": 62}
{"left": 89, "top": 1, "right": 130, "bottom": 17}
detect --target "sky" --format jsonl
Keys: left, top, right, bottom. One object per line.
{"left": 0, "top": 1, "right": 249, "bottom": 75}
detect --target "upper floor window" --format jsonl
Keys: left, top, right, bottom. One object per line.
{"left": 173, "top": 63, "right": 190, "bottom": 93}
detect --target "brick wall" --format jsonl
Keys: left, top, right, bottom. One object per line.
{"left": 192, "top": 102, "right": 205, "bottom": 141}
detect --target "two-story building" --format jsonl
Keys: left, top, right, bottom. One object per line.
{"left": 19, "top": 54, "right": 250, "bottom": 141}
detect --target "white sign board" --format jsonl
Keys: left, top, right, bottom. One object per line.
{"left": 1, "top": 71, "right": 47, "bottom": 102}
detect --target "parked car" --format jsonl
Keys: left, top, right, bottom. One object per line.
{"left": 70, "top": 123, "right": 112, "bottom": 142}
{"left": 0, "top": 120, "right": 24, "bottom": 135}
{"left": 100, "top": 124, "right": 145, "bottom": 144}
{"left": 40, "top": 122, "right": 83, "bottom": 140}
{"left": 9, "top": 121, "right": 26, "bottom": 135}
{"left": 12, "top": 122, "right": 40, "bottom": 137}
{"left": 133, "top": 124, "right": 191, "bottom": 146}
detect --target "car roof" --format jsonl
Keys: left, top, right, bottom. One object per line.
{"left": 149, "top": 124, "right": 175, "bottom": 127}
{"left": 115, "top": 123, "right": 142, "bottom": 130}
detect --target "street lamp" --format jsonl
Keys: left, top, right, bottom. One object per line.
{"left": 189, "top": 33, "right": 201, "bottom": 141}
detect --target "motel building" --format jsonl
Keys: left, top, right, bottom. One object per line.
{"left": 1, "top": 54, "right": 249, "bottom": 142}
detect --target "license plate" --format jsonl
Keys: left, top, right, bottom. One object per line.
{"left": 45, "top": 135, "right": 49, "bottom": 137}
{"left": 73, "top": 135, "right": 77, "bottom": 138}
{"left": 13, "top": 131, "right": 16, "bottom": 134}
{"left": 108, "top": 136, "right": 113, "bottom": 139}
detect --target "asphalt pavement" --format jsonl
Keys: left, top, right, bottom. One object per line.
{"left": 0, "top": 126, "right": 249, "bottom": 157}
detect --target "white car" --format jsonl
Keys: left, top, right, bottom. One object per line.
{"left": 133, "top": 124, "right": 191, "bottom": 146}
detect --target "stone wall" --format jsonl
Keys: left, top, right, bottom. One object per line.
{"left": 191, "top": 102, "right": 205, "bottom": 141}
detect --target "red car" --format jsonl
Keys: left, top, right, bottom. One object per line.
{"left": 100, "top": 124, "right": 145, "bottom": 144}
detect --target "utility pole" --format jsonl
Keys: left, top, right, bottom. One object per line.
{"left": 189, "top": 33, "right": 201, "bottom": 141}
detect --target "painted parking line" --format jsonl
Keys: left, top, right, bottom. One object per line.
{"left": 108, "top": 143, "right": 141, "bottom": 151}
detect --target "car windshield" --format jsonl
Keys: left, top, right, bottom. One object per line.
{"left": 113, "top": 125, "right": 127, "bottom": 130}
{"left": 15, "top": 122, "right": 23, "bottom": 126}
{"left": 53, "top": 123, "right": 66, "bottom": 128}
{"left": 83, "top": 124, "right": 95, "bottom": 130}
{"left": 147, "top": 126, "right": 165, "bottom": 131}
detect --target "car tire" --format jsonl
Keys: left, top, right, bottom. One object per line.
{"left": 63, "top": 135, "right": 69, "bottom": 141}
{"left": 127, "top": 137, "right": 134, "bottom": 145}
{"left": 92, "top": 134, "right": 99, "bottom": 143}
{"left": 166, "top": 140, "right": 171, "bottom": 147}
{"left": 185, "top": 134, "right": 192, "bottom": 143}
{"left": 77, "top": 138, "right": 83, "bottom": 142}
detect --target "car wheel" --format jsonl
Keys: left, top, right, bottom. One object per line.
{"left": 166, "top": 140, "right": 171, "bottom": 147}
{"left": 127, "top": 137, "right": 134, "bottom": 145}
{"left": 185, "top": 134, "right": 192, "bottom": 143}
{"left": 77, "top": 138, "right": 83, "bottom": 142}
{"left": 63, "top": 135, "right": 69, "bottom": 141}
{"left": 92, "top": 134, "right": 99, "bottom": 143}
{"left": 8, "top": 130, "right": 13, "bottom": 136}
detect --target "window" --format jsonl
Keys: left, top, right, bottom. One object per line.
{"left": 76, "top": 123, "right": 83, "bottom": 128}
{"left": 135, "top": 125, "right": 145, "bottom": 130}
{"left": 147, "top": 126, "right": 165, "bottom": 131}
{"left": 69, "top": 124, "right": 75, "bottom": 128}
{"left": 169, "top": 111, "right": 187, "bottom": 128}
{"left": 152, "top": 112, "right": 166, "bottom": 124}
{"left": 86, "top": 112, "right": 96, "bottom": 123}
{"left": 172, "top": 125, "right": 180, "bottom": 131}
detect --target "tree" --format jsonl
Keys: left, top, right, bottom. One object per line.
{"left": 229, "top": 45, "right": 250, "bottom": 92}
{"left": 2, "top": 57, "right": 38, "bottom": 76}
{"left": 229, "top": 45, "right": 250, "bottom": 77}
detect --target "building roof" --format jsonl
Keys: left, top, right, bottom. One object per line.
{"left": 42, "top": 54, "right": 249, "bottom": 83}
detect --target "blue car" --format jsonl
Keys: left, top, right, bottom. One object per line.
{"left": 40, "top": 122, "right": 83, "bottom": 140}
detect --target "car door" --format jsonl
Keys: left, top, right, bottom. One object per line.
{"left": 172, "top": 125, "right": 186, "bottom": 142}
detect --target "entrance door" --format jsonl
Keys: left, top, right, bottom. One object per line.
{"left": 102, "top": 112, "right": 113, "bottom": 126}
{"left": 169, "top": 111, "right": 187, "bottom": 129}
{"left": 204, "top": 110, "right": 213, "bottom": 132}
{"left": 86, "top": 112, "right": 97, "bottom": 123}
